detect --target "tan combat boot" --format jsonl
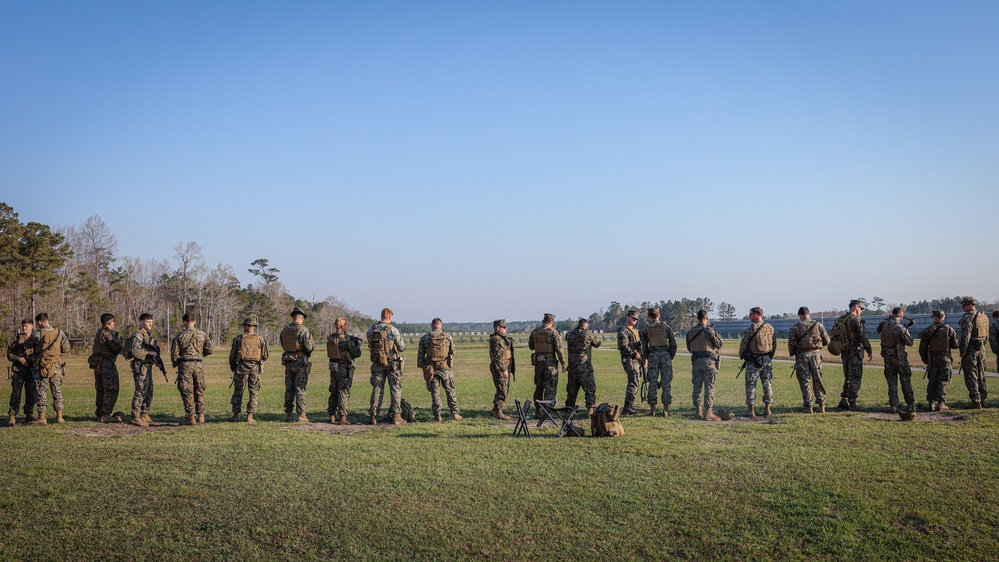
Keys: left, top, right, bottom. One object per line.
{"left": 197, "top": 414, "right": 205, "bottom": 424}
{"left": 970, "top": 401, "right": 983, "bottom": 410}
{"left": 6, "top": 412, "right": 16, "bottom": 427}
{"left": 368, "top": 415, "right": 378, "bottom": 425}
{"left": 246, "top": 413, "right": 256, "bottom": 424}
{"left": 587, "top": 407, "right": 594, "bottom": 418}
{"left": 937, "top": 402, "right": 949, "bottom": 412}
{"left": 764, "top": 404, "right": 772, "bottom": 417}
{"left": 99, "top": 414, "right": 117, "bottom": 424}
{"left": 141, "top": 413, "right": 153, "bottom": 424}
{"left": 229, "top": 412, "right": 241, "bottom": 422}
{"left": 744, "top": 406, "right": 756, "bottom": 419}
{"left": 488, "top": 407, "right": 500, "bottom": 419}
{"left": 29, "top": 411, "right": 48, "bottom": 426}
{"left": 703, "top": 409, "right": 720, "bottom": 421}
{"left": 452, "top": 412, "right": 462, "bottom": 421}
{"left": 804, "top": 405, "right": 813, "bottom": 414}
{"left": 622, "top": 402, "right": 639, "bottom": 415}
{"left": 434, "top": 413, "right": 443, "bottom": 422}
{"left": 180, "top": 415, "right": 195, "bottom": 426}
{"left": 695, "top": 405, "right": 703, "bottom": 419}
{"left": 55, "top": 410, "right": 64, "bottom": 424}
{"left": 297, "top": 412, "right": 310, "bottom": 424}
{"left": 649, "top": 404, "right": 657, "bottom": 417}
{"left": 330, "top": 415, "right": 336, "bottom": 424}
{"left": 819, "top": 403, "right": 826, "bottom": 413}
{"left": 130, "top": 415, "right": 147, "bottom": 427}
{"left": 338, "top": 415, "right": 351, "bottom": 425}
{"left": 392, "top": 413, "right": 407, "bottom": 425}
{"left": 663, "top": 405, "right": 670, "bottom": 417}
{"left": 496, "top": 408, "right": 511, "bottom": 420}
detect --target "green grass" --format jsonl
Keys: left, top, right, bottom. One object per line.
{"left": 1, "top": 343, "right": 997, "bottom": 561}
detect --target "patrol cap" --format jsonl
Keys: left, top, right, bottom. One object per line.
{"left": 960, "top": 296, "right": 977, "bottom": 307}
{"left": 241, "top": 316, "right": 258, "bottom": 326}
{"left": 849, "top": 299, "right": 865, "bottom": 310}
{"left": 493, "top": 319, "right": 507, "bottom": 328}
{"left": 626, "top": 310, "right": 639, "bottom": 319}
{"left": 290, "top": 306, "right": 308, "bottom": 319}
{"left": 647, "top": 307, "right": 660, "bottom": 317}
{"left": 543, "top": 313, "right": 555, "bottom": 323}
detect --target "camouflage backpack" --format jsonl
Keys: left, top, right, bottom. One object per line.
{"left": 122, "top": 333, "right": 138, "bottom": 360}
{"left": 369, "top": 324, "right": 392, "bottom": 367}
{"left": 400, "top": 399, "right": 417, "bottom": 423}
{"left": 590, "top": 403, "right": 624, "bottom": 437}
{"left": 828, "top": 315, "right": 854, "bottom": 356}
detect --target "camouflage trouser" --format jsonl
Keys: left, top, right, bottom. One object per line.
{"left": 284, "top": 360, "right": 311, "bottom": 415}
{"left": 961, "top": 349, "right": 988, "bottom": 403}
{"left": 646, "top": 350, "right": 673, "bottom": 406}
{"left": 369, "top": 364, "right": 403, "bottom": 417}
{"left": 839, "top": 350, "right": 864, "bottom": 404}
{"left": 565, "top": 362, "right": 596, "bottom": 409}
{"left": 33, "top": 364, "right": 64, "bottom": 413}
{"left": 883, "top": 352, "right": 914, "bottom": 407}
{"left": 426, "top": 368, "right": 459, "bottom": 417}
{"left": 925, "top": 353, "right": 952, "bottom": 404}
{"left": 130, "top": 361, "right": 155, "bottom": 418}
{"left": 231, "top": 362, "right": 262, "bottom": 414}
{"left": 795, "top": 352, "right": 826, "bottom": 407}
{"left": 8, "top": 365, "right": 35, "bottom": 416}
{"left": 744, "top": 355, "right": 773, "bottom": 406}
{"left": 176, "top": 361, "right": 206, "bottom": 416}
{"left": 691, "top": 355, "right": 718, "bottom": 410}
{"left": 490, "top": 367, "right": 509, "bottom": 410}
{"left": 94, "top": 358, "right": 120, "bottom": 417}
{"left": 621, "top": 357, "right": 641, "bottom": 405}
{"left": 533, "top": 358, "right": 558, "bottom": 404}
{"left": 328, "top": 362, "right": 354, "bottom": 417}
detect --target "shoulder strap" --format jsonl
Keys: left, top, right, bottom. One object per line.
{"left": 798, "top": 321, "right": 819, "bottom": 344}
{"left": 687, "top": 326, "right": 706, "bottom": 344}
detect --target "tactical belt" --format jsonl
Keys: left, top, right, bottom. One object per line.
{"left": 798, "top": 347, "right": 822, "bottom": 353}
{"left": 178, "top": 358, "right": 203, "bottom": 362}
{"left": 536, "top": 353, "right": 554, "bottom": 360}
{"left": 691, "top": 351, "right": 717, "bottom": 360}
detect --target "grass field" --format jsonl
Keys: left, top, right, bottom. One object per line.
{"left": 1, "top": 339, "right": 998, "bottom": 561}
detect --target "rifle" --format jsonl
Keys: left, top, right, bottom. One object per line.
{"left": 790, "top": 363, "right": 797, "bottom": 379}
{"left": 736, "top": 361, "right": 746, "bottom": 379}
{"left": 509, "top": 340, "right": 516, "bottom": 383}
{"left": 151, "top": 341, "right": 168, "bottom": 382}
{"left": 639, "top": 362, "right": 648, "bottom": 403}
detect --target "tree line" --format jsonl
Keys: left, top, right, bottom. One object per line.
{"left": 0, "top": 203, "right": 370, "bottom": 350}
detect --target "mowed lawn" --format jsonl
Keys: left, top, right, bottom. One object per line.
{"left": 1, "top": 337, "right": 998, "bottom": 561}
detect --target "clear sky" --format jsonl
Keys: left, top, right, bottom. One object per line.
{"left": 2, "top": 1, "right": 997, "bottom": 322}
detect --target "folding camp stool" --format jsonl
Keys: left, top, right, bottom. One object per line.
{"left": 513, "top": 399, "right": 532, "bottom": 438}
{"left": 535, "top": 400, "right": 581, "bottom": 437}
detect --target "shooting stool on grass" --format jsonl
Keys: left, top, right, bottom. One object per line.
{"left": 513, "top": 399, "right": 532, "bottom": 438}
{"left": 535, "top": 399, "right": 581, "bottom": 438}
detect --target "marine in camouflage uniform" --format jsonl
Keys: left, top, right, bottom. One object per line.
{"left": 918, "top": 311, "right": 960, "bottom": 411}
{"left": 367, "top": 308, "right": 407, "bottom": 425}
{"left": 738, "top": 307, "right": 777, "bottom": 418}
{"left": 617, "top": 310, "right": 643, "bottom": 415}
{"left": 641, "top": 307, "right": 677, "bottom": 417}
{"left": 787, "top": 307, "right": 830, "bottom": 413}
{"left": 876, "top": 308, "right": 915, "bottom": 413}
{"left": 229, "top": 317, "right": 269, "bottom": 424}
{"left": 170, "top": 312, "right": 214, "bottom": 425}
{"left": 488, "top": 319, "right": 513, "bottom": 420}
{"left": 990, "top": 310, "right": 999, "bottom": 357}
{"left": 92, "top": 313, "right": 124, "bottom": 423}
{"left": 836, "top": 300, "right": 873, "bottom": 410}
{"left": 6, "top": 319, "right": 37, "bottom": 425}
{"left": 958, "top": 297, "right": 989, "bottom": 408}
{"left": 30, "top": 313, "right": 70, "bottom": 425}
{"left": 326, "top": 317, "right": 361, "bottom": 425}
{"left": 281, "top": 307, "right": 315, "bottom": 423}
{"left": 565, "top": 319, "right": 601, "bottom": 416}
{"left": 128, "top": 313, "right": 161, "bottom": 427}
{"left": 686, "top": 310, "right": 724, "bottom": 420}
{"left": 528, "top": 313, "right": 565, "bottom": 412}
{"left": 418, "top": 319, "right": 462, "bottom": 422}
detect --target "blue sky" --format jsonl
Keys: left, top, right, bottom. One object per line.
{"left": 2, "top": 1, "right": 997, "bottom": 322}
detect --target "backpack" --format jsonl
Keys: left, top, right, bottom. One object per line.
{"left": 123, "top": 333, "right": 138, "bottom": 360}
{"left": 428, "top": 332, "right": 449, "bottom": 362}
{"left": 369, "top": 324, "right": 392, "bottom": 367}
{"left": 400, "top": 399, "right": 417, "bottom": 423}
{"left": 828, "top": 315, "right": 854, "bottom": 356}
{"left": 239, "top": 334, "right": 262, "bottom": 362}
{"left": 590, "top": 403, "right": 625, "bottom": 437}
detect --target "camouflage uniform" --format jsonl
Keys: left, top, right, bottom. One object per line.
{"left": 229, "top": 333, "right": 269, "bottom": 415}
{"left": 641, "top": 320, "right": 677, "bottom": 408}
{"left": 418, "top": 329, "right": 460, "bottom": 419}
{"left": 788, "top": 319, "right": 830, "bottom": 408}
{"left": 32, "top": 326, "right": 70, "bottom": 414}
{"left": 617, "top": 326, "right": 643, "bottom": 407}
{"left": 367, "top": 321, "right": 405, "bottom": 418}
{"left": 836, "top": 313, "right": 872, "bottom": 407}
{"left": 686, "top": 324, "right": 723, "bottom": 411}
{"left": 919, "top": 323, "right": 959, "bottom": 405}
{"left": 91, "top": 326, "right": 124, "bottom": 418}
{"left": 959, "top": 310, "right": 989, "bottom": 404}
{"left": 6, "top": 330, "right": 36, "bottom": 418}
{"left": 877, "top": 318, "right": 914, "bottom": 410}
{"left": 990, "top": 319, "right": 999, "bottom": 356}
{"left": 528, "top": 325, "right": 564, "bottom": 404}
{"left": 565, "top": 327, "right": 601, "bottom": 409}
{"left": 488, "top": 332, "right": 513, "bottom": 411}
{"left": 326, "top": 331, "right": 361, "bottom": 419}
{"left": 129, "top": 328, "right": 160, "bottom": 420}
{"left": 738, "top": 321, "right": 777, "bottom": 408}
{"left": 282, "top": 322, "right": 315, "bottom": 416}
{"left": 171, "top": 327, "right": 213, "bottom": 418}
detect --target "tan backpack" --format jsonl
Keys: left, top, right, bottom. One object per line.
{"left": 591, "top": 403, "right": 625, "bottom": 437}
{"left": 369, "top": 324, "right": 392, "bottom": 367}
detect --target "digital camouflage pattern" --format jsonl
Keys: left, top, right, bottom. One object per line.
{"left": 282, "top": 322, "right": 314, "bottom": 415}
{"left": 641, "top": 320, "right": 677, "bottom": 407}
{"left": 32, "top": 326, "right": 70, "bottom": 413}
{"left": 367, "top": 321, "right": 405, "bottom": 417}
{"left": 837, "top": 314, "right": 872, "bottom": 406}
{"left": 327, "top": 332, "right": 361, "bottom": 418}
{"left": 129, "top": 328, "right": 159, "bottom": 419}
{"left": 488, "top": 332, "right": 513, "bottom": 410}
{"left": 740, "top": 321, "right": 776, "bottom": 407}
{"left": 171, "top": 328, "right": 214, "bottom": 417}
{"left": 565, "top": 326, "right": 601, "bottom": 409}
{"left": 6, "top": 330, "right": 36, "bottom": 416}
{"left": 990, "top": 320, "right": 999, "bottom": 355}
{"left": 879, "top": 318, "right": 915, "bottom": 409}
{"left": 687, "top": 324, "right": 723, "bottom": 411}
{"left": 92, "top": 326, "right": 124, "bottom": 418}
{"left": 529, "top": 326, "right": 564, "bottom": 405}
{"left": 229, "top": 332, "right": 269, "bottom": 415}
{"left": 959, "top": 310, "right": 988, "bottom": 403}
{"left": 418, "top": 329, "right": 460, "bottom": 418}
{"left": 919, "top": 323, "right": 959, "bottom": 405}
{"left": 617, "top": 326, "right": 642, "bottom": 406}
{"left": 788, "top": 319, "right": 830, "bottom": 408}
